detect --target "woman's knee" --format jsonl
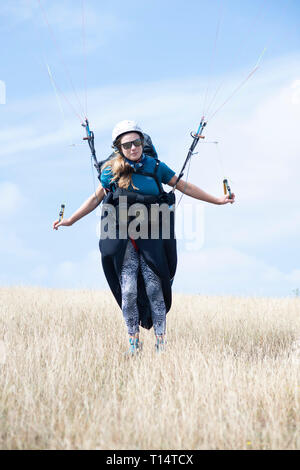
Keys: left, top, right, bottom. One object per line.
{"left": 122, "top": 290, "right": 137, "bottom": 309}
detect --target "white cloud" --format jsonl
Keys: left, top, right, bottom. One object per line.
{"left": 53, "top": 249, "right": 106, "bottom": 288}
{"left": 215, "top": 209, "right": 300, "bottom": 247}
{"left": 287, "top": 270, "right": 300, "bottom": 284}
{"left": 0, "top": 0, "right": 128, "bottom": 55}
{"left": 291, "top": 80, "right": 300, "bottom": 105}
{"left": 0, "top": 182, "right": 23, "bottom": 215}
{"left": 173, "top": 246, "right": 299, "bottom": 297}
{"left": 0, "top": 126, "right": 74, "bottom": 159}
{"left": 0, "top": 227, "right": 38, "bottom": 258}
{"left": 0, "top": 80, "right": 6, "bottom": 105}
{"left": 28, "top": 250, "right": 105, "bottom": 288}
{"left": 31, "top": 264, "right": 49, "bottom": 282}
{"left": 0, "top": 1, "right": 38, "bottom": 26}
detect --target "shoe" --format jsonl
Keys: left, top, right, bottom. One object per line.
{"left": 155, "top": 336, "right": 166, "bottom": 353}
{"left": 125, "top": 337, "right": 143, "bottom": 356}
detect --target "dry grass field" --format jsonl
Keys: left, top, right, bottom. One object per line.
{"left": 0, "top": 286, "right": 299, "bottom": 450}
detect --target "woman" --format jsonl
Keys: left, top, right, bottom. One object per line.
{"left": 53, "top": 120, "right": 235, "bottom": 354}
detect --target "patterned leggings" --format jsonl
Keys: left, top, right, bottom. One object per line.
{"left": 119, "top": 240, "right": 166, "bottom": 336}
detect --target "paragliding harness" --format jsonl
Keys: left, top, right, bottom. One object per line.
{"left": 102, "top": 160, "right": 176, "bottom": 209}
{"left": 97, "top": 132, "right": 177, "bottom": 330}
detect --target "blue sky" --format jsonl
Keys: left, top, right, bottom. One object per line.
{"left": 1, "top": 0, "right": 300, "bottom": 297}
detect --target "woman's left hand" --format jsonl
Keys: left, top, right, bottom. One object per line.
{"left": 218, "top": 193, "right": 235, "bottom": 205}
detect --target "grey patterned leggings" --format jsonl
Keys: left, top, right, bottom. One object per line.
{"left": 119, "top": 240, "right": 166, "bottom": 337}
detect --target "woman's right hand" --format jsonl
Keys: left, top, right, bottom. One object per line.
{"left": 53, "top": 218, "right": 73, "bottom": 231}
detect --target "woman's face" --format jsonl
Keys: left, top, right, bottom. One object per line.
{"left": 120, "top": 132, "right": 143, "bottom": 161}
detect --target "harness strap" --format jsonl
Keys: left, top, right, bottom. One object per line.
{"left": 112, "top": 188, "right": 161, "bottom": 205}
{"left": 105, "top": 159, "right": 175, "bottom": 206}
{"left": 133, "top": 160, "right": 163, "bottom": 195}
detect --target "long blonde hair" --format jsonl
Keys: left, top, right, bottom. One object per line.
{"left": 101, "top": 134, "right": 143, "bottom": 190}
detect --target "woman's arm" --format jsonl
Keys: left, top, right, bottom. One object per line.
{"left": 53, "top": 184, "right": 105, "bottom": 230}
{"left": 167, "top": 175, "right": 235, "bottom": 205}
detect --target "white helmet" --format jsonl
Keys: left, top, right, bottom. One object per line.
{"left": 112, "top": 120, "right": 144, "bottom": 144}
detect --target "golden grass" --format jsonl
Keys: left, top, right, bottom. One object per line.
{"left": 0, "top": 286, "right": 299, "bottom": 450}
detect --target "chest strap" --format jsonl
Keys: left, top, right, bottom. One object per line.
{"left": 133, "top": 160, "right": 163, "bottom": 195}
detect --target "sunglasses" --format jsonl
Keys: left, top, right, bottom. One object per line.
{"left": 121, "top": 138, "right": 143, "bottom": 150}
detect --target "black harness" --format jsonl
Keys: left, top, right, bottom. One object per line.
{"left": 104, "top": 160, "right": 175, "bottom": 208}
{"left": 99, "top": 159, "right": 177, "bottom": 330}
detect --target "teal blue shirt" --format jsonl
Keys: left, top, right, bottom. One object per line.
{"left": 100, "top": 155, "right": 176, "bottom": 196}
